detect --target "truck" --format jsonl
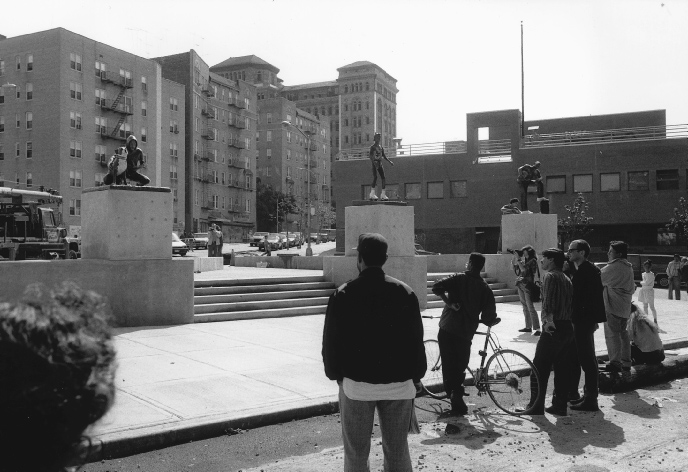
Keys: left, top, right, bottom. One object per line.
{"left": 0, "top": 186, "right": 80, "bottom": 260}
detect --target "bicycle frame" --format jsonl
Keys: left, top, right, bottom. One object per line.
{"left": 467, "top": 324, "right": 502, "bottom": 396}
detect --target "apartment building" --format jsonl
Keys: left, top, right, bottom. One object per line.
{"left": 153, "top": 51, "right": 257, "bottom": 241}
{"left": 0, "top": 28, "right": 186, "bottom": 234}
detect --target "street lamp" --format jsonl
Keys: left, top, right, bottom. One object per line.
{"left": 282, "top": 120, "right": 314, "bottom": 256}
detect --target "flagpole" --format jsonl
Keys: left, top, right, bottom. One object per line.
{"left": 521, "top": 21, "right": 525, "bottom": 138}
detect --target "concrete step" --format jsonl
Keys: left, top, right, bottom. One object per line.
{"left": 426, "top": 274, "right": 498, "bottom": 285}
{"left": 496, "top": 294, "right": 520, "bottom": 303}
{"left": 194, "top": 305, "right": 327, "bottom": 322}
{"left": 194, "top": 296, "right": 331, "bottom": 315}
{"left": 195, "top": 281, "right": 335, "bottom": 296}
{"left": 195, "top": 289, "right": 336, "bottom": 305}
{"left": 426, "top": 288, "right": 516, "bottom": 300}
{"left": 194, "top": 275, "right": 328, "bottom": 288}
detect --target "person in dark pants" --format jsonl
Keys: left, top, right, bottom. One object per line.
{"left": 368, "top": 132, "right": 395, "bottom": 201}
{"left": 516, "top": 161, "right": 545, "bottom": 212}
{"left": 432, "top": 252, "right": 498, "bottom": 415}
{"left": 322, "top": 233, "right": 426, "bottom": 471}
{"left": 528, "top": 248, "right": 574, "bottom": 416}
{"left": 567, "top": 239, "right": 607, "bottom": 412}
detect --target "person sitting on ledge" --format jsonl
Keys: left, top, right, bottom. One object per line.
{"left": 628, "top": 302, "right": 665, "bottom": 366}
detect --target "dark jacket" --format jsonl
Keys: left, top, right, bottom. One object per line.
{"left": 571, "top": 260, "right": 607, "bottom": 324}
{"left": 432, "top": 271, "right": 497, "bottom": 338}
{"left": 322, "top": 267, "right": 426, "bottom": 384}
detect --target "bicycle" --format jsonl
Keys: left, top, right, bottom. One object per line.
{"left": 419, "top": 318, "right": 543, "bottom": 415}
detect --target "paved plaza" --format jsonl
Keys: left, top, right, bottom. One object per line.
{"left": 88, "top": 266, "right": 688, "bottom": 459}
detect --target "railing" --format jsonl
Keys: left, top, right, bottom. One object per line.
{"left": 478, "top": 139, "right": 511, "bottom": 155}
{"left": 336, "top": 141, "right": 467, "bottom": 160}
{"left": 101, "top": 100, "right": 133, "bottom": 115}
{"left": 201, "top": 128, "right": 215, "bottom": 140}
{"left": 228, "top": 138, "right": 245, "bottom": 149}
{"left": 201, "top": 106, "right": 214, "bottom": 118}
{"left": 523, "top": 124, "right": 688, "bottom": 148}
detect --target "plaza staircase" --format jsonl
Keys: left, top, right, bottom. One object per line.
{"left": 426, "top": 272, "right": 520, "bottom": 309}
{"left": 193, "top": 272, "right": 518, "bottom": 322}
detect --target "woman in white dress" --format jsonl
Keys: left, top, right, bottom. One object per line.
{"left": 638, "top": 260, "right": 658, "bottom": 327}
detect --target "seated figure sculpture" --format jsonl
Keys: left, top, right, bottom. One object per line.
{"left": 103, "top": 135, "right": 150, "bottom": 186}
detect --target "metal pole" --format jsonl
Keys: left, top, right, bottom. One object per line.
{"left": 306, "top": 134, "right": 313, "bottom": 256}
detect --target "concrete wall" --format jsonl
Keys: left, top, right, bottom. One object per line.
{"left": 233, "top": 255, "right": 325, "bottom": 270}
{"left": 426, "top": 253, "right": 520, "bottom": 290}
{"left": 0, "top": 259, "right": 194, "bottom": 326}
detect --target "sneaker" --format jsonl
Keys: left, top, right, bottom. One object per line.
{"left": 369, "top": 190, "right": 378, "bottom": 201}
{"left": 380, "top": 190, "right": 389, "bottom": 201}
{"left": 533, "top": 330, "right": 541, "bottom": 336}
{"left": 518, "top": 328, "right": 532, "bottom": 333}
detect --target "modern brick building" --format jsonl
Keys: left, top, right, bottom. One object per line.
{"left": 153, "top": 51, "right": 257, "bottom": 241}
{"left": 0, "top": 28, "right": 186, "bottom": 234}
{"left": 334, "top": 109, "right": 688, "bottom": 255}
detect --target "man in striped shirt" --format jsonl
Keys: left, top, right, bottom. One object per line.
{"left": 529, "top": 248, "right": 574, "bottom": 416}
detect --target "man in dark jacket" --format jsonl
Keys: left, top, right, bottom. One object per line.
{"left": 123, "top": 135, "right": 150, "bottom": 186}
{"left": 322, "top": 233, "right": 426, "bottom": 471}
{"left": 567, "top": 239, "right": 607, "bottom": 412}
{"left": 432, "top": 252, "right": 497, "bottom": 415}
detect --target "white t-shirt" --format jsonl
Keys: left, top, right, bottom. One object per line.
{"left": 342, "top": 377, "right": 416, "bottom": 401}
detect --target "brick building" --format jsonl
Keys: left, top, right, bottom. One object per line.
{"left": 333, "top": 109, "right": 688, "bottom": 255}
{"left": 153, "top": 51, "right": 257, "bottom": 241}
{"left": 0, "top": 28, "right": 186, "bottom": 234}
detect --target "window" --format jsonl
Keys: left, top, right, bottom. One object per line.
{"left": 265, "top": 166, "right": 271, "bottom": 177}
{"left": 16, "top": 114, "right": 20, "bottom": 128}
{"left": 15, "top": 86, "right": 20, "bottom": 99}
{"left": 266, "top": 112, "right": 272, "bottom": 124}
{"left": 70, "top": 111, "right": 82, "bottom": 129}
{"left": 69, "top": 170, "right": 82, "bottom": 188}
{"left": 27, "top": 54, "right": 33, "bottom": 71}
{"left": 26, "top": 142, "right": 32, "bottom": 158}
{"left": 449, "top": 180, "right": 467, "bottom": 198}
{"left": 16, "top": 56, "right": 21, "bottom": 71}
{"left": 0, "top": 88, "right": 3, "bottom": 104}
{"left": 573, "top": 174, "right": 593, "bottom": 193}
{"left": 170, "top": 164, "right": 178, "bottom": 180}
{"left": 95, "top": 88, "right": 105, "bottom": 106}
{"left": 141, "top": 101, "right": 147, "bottom": 116}
{"left": 0, "top": 144, "right": 3, "bottom": 160}
{"left": 266, "top": 149, "right": 272, "bottom": 158}
{"left": 95, "top": 117, "right": 107, "bottom": 134}
{"left": 70, "top": 82, "right": 82, "bottom": 100}
{"left": 141, "top": 76, "right": 147, "bottom": 92}
{"left": 0, "top": 60, "right": 4, "bottom": 76}
{"left": 600, "top": 173, "right": 620, "bottom": 192}
{"left": 286, "top": 149, "right": 291, "bottom": 160}
{"left": 266, "top": 130, "right": 272, "bottom": 142}
{"left": 427, "top": 181, "right": 444, "bottom": 199}
{"left": 0, "top": 116, "right": 4, "bottom": 132}
{"left": 628, "top": 171, "right": 649, "bottom": 191}
{"left": 26, "top": 172, "right": 32, "bottom": 187}
{"left": 70, "top": 53, "right": 82, "bottom": 71}
{"left": 69, "top": 199, "right": 81, "bottom": 216}
{"left": 141, "top": 127, "right": 147, "bottom": 143}
{"left": 95, "top": 60, "right": 106, "bottom": 78}
{"left": 547, "top": 176, "right": 566, "bottom": 193}
{"left": 95, "top": 144, "right": 106, "bottom": 162}
{"left": 25, "top": 112, "right": 32, "bottom": 130}
{"left": 656, "top": 169, "right": 679, "bottom": 190}
{"left": 69, "top": 140, "right": 82, "bottom": 158}
{"left": 26, "top": 83, "right": 33, "bottom": 100}
{"left": 405, "top": 183, "right": 421, "bottom": 200}
{"left": 245, "top": 137, "right": 251, "bottom": 150}
{"left": 245, "top": 199, "right": 251, "bottom": 213}
{"left": 95, "top": 173, "right": 105, "bottom": 186}
{"left": 119, "top": 69, "right": 132, "bottom": 86}
{"left": 169, "top": 97, "right": 178, "bottom": 111}
{"left": 15, "top": 142, "right": 19, "bottom": 157}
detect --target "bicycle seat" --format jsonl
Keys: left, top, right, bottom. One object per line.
{"left": 482, "top": 317, "right": 501, "bottom": 327}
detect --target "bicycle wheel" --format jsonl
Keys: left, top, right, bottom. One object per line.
{"left": 420, "top": 340, "right": 447, "bottom": 399}
{"left": 483, "top": 349, "right": 542, "bottom": 415}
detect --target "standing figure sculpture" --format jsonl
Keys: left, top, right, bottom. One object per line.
{"left": 517, "top": 161, "right": 546, "bottom": 212}
{"left": 368, "top": 132, "right": 394, "bottom": 201}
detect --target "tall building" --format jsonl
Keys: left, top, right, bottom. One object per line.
{"left": 153, "top": 51, "right": 257, "bottom": 241}
{"left": 211, "top": 57, "right": 331, "bottom": 234}
{"left": 0, "top": 28, "right": 186, "bottom": 235}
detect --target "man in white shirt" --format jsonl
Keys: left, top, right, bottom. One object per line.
{"left": 666, "top": 254, "right": 682, "bottom": 300}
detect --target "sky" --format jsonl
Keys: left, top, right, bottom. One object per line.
{"left": 3, "top": 0, "right": 687, "bottom": 144}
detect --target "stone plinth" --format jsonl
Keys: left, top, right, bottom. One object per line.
{"left": 323, "top": 256, "right": 427, "bottom": 309}
{"left": 501, "top": 213, "right": 558, "bottom": 255}
{"left": 81, "top": 186, "right": 173, "bottom": 260}
{"left": 344, "top": 203, "right": 414, "bottom": 257}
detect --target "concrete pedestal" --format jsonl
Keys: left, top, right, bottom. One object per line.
{"left": 501, "top": 213, "right": 558, "bottom": 255}
{"left": 325, "top": 203, "right": 427, "bottom": 308}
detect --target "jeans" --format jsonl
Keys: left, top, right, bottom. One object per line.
{"left": 437, "top": 328, "right": 472, "bottom": 398}
{"left": 530, "top": 320, "right": 574, "bottom": 409}
{"left": 570, "top": 322, "right": 599, "bottom": 399}
{"left": 604, "top": 313, "right": 632, "bottom": 368}
{"left": 516, "top": 283, "right": 540, "bottom": 330}
{"left": 519, "top": 180, "right": 544, "bottom": 212}
{"left": 668, "top": 276, "right": 681, "bottom": 300}
{"left": 339, "top": 386, "right": 413, "bottom": 472}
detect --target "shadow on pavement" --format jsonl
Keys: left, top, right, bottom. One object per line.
{"left": 531, "top": 411, "right": 625, "bottom": 455}
{"left": 610, "top": 391, "right": 662, "bottom": 419}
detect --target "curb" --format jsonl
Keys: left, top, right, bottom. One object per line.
{"left": 85, "top": 338, "right": 688, "bottom": 463}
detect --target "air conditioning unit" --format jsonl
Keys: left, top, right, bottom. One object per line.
{"left": 76, "top": 124, "right": 82, "bottom": 130}
{"left": 174, "top": 126, "right": 179, "bottom": 134}
{"left": 227, "top": 158, "right": 233, "bottom": 166}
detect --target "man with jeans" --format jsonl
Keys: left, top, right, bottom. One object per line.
{"left": 567, "top": 239, "right": 607, "bottom": 412}
{"left": 667, "top": 254, "right": 682, "bottom": 300}
{"left": 601, "top": 241, "right": 636, "bottom": 373}
{"left": 322, "top": 233, "right": 426, "bottom": 471}
{"left": 432, "top": 252, "right": 497, "bottom": 415}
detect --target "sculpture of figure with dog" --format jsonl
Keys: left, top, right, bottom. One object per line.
{"left": 103, "top": 135, "right": 150, "bottom": 186}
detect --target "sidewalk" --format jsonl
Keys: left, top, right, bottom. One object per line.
{"left": 88, "top": 268, "right": 688, "bottom": 460}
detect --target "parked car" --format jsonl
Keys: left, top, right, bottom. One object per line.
{"left": 192, "top": 232, "right": 209, "bottom": 249}
{"left": 280, "top": 232, "right": 299, "bottom": 247}
{"left": 172, "top": 233, "right": 189, "bottom": 256}
{"left": 414, "top": 243, "right": 440, "bottom": 256}
{"left": 250, "top": 231, "right": 269, "bottom": 247}
{"left": 261, "top": 233, "right": 287, "bottom": 250}
{"left": 309, "top": 232, "right": 321, "bottom": 243}
{"left": 590, "top": 253, "right": 678, "bottom": 288}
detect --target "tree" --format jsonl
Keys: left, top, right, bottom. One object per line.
{"left": 256, "top": 179, "right": 299, "bottom": 232}
{"left": 558, "top": 193, "right": 593, "bottom": 249}
{"left": 666, "top": 196, "right": 688, "bottom": 248}
{"left": 315, "top": 202, "right": 336, "bottom": 234}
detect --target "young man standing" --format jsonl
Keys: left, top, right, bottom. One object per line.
{"left": 322, "top": 233, "right": 426, "bottom": 471}
{"left": 530, "top": 248, "right": 574, "bottom": 416}
{"left": 368, "top": 132, "right": 394, "bottom": 201}
{"left": 567, "top": 239, "right": 607, "bottom": 412}
{"left": 666, "top": 254, "right": 682, "bottom": 300}
{"left": 432, "top": 252, "right": 498, "bottom": 415}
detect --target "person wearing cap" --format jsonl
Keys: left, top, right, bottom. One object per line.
{"left": 322, "top": 233, "right": 426, "bottom": 471}
{"left": 368, "top": 132, "right": 394, "bottom": 201}
{"left": 516, "top": 161, "right": 545, "bottom": 212}
{"left": 432, "top": 252, "right": 498, "bottom": 415}
{"left": 666, "top": 254, "right": 682, "bottom": 300}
